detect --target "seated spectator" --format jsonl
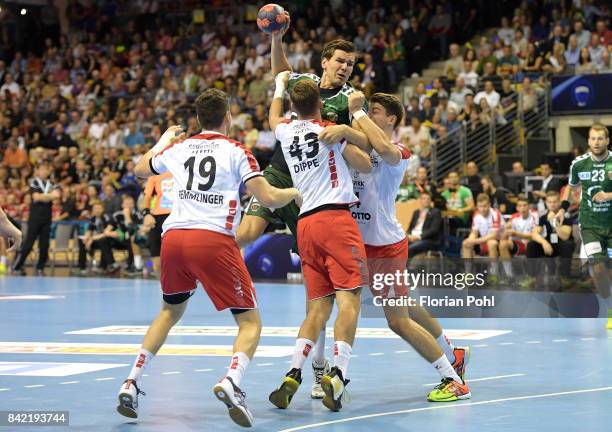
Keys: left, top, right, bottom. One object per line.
{"left": 576, "top": 46, "right": 597, "bottom": 74}
{"left": 498, "top": 78, "right": 517, "bottom": 120}
{"left": 397, "top": 166, "right": 432, "bottom": 201}
{"left": 407, "top": 192, "right": 443, "bottom": 256}
{"left": 518, "top": 76, "right": 539, "bottom": 122}
{"left": 405, "top": 96, "right": 424, "bottom": 122}
{"left": 524, "top": 191, "right": 574, "bottom": 283}
{"left": 124, "top": 122, "right": 145, "bottom": 147}
{"left": 462, "top": 161, "right": 483, "bottom": 199}
{"left": 77, "top": 202, "right": 117, "bottom": 273}
{"left": 481, "top": 175, "right": 510, "bottom": 214}
{"left": 542, "top": 42, "right": 567, "bottom": 75}
{"left": 459, "top": 60, "right": 479, "bottom": 89}
{"left": 572, "top": 19, "right": 591, "bottom": 50}
{"left": 481, "top": 61, "right": 502, "bottom": 90}
{"left": 442, "top": 170, "right": 474, "bottom": 230}
{"left": 449, "top": 77, "right": 473, "bottom": 111}
{"left": 87, "top": 112, "right": 108, "bottom": 149}
{"left": 400, "top": 116, "right": 430, "bottom": 151}
{"left": 110, "top": 194, "right": 143, "bottom": 273}
{"left": 496, "top": 43, "right": 520, "bottom": 78}
{"left": 595, "top": 18, "right": 612, "bottom": 47}
{"left": 512, "top": 28, "right": 528, "bottom": 59}
{"left": 461, "top": 193, "right": 503, "bottom": 260}
{"left": 421, "top": 97, "right": 435, "bottom": 122}
{"left": 457, "top": 93, "right": 476, "bottom": 123}
{"left": 474, "top": 80, "right": 500, "bottom": 109}
{"left": 564, "top": 35, "right": 580, "bottom": 67}
{"left": 2, "top": 139, "right": 29, "bottom": 175}
{"left": 499, "top": 196, "right": 537, "bottom": 258}
{"left": 46, "top": 124, "right": 76, "bottom": 151}
{"left": 101, "top": 184, "right": 122, "bottom": 217}
{"left": 444, "top": 43, "right": 463, "bottom": 78}
{"left": 532, "top": 162, "right": 563, "bottom": 215}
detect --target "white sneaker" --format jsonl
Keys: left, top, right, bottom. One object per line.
{"left": 116, "top": 379, "right": 145, "bottom": 418}
{"left": 311, "top": 359, "right": 331, "bottom": 399}
{"left": 213, "top": 377, "right": 254, "bottom": 428}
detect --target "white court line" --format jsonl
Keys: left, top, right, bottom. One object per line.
{"left": 527, "top": 341, "right": 541, "bottom": 344}
{"left": 369, "top": 353, "right": 384, "bottom": 356}
{"left": 195, "top": 369, "right": 214, "bottom": 372}
{"left": 278, "top": 386, "right": 612, "bottom": 432}
{"left": 394, "top": 350, "right": 410, "bottom": 354}
{"left": 162, "top": 371, "right": 182, "bottom": 375}
{"left": 499, "top": 342, "right": 515, "bottom": 345}
{"left": 553, "top": 339, "right": 568, "bottom": 342}
{"left": 257, "top": 363, "right": 274, "bottom": 367}
{"left": 95, "top": 377, "right": 115, "bottom": 381}
{"left": 581, "top": 338, "right": 596, "bottom": 341}
{"left": 473, "top": 344, "right": 488, "bottom": 347}
{"left": 423, "top": 373, "right": 525, "bottom": 386}
{"left": 24, "top": 385, "right": 45, "bottom": 388}
{"left": 0, "top": 388, "right": 9, "bottom": 391}
{"left": 60, "top": 381, "right": 79, "bottom": 385}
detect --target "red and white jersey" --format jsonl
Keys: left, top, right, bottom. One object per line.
{"left": 509, "top": 211, "right": 538, "bottom": 241}
{"left": 150, "top": 131, "right": 261, "bottom": 236}
{"left": 276, "top": 119, "right": 357, "bottom": 215}
{"left": 472, "top": 208, "right": 504, "bottom": 238}
{"left": 351, "top": 142, "right": 411, "bottom": 246}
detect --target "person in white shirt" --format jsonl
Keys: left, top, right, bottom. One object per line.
{"left": 0, "top": 73, "right": 20, "bottom": 99}
{"left": 449, "top": 77, "right": 473, "bottom": 110}
{"left": 458, "top": 60, "right": 479, "bottom": 89}
{"left": 499, "top": 196, "right": 537, "bottom": 278}
{"left": 462, "top": 193, "right": 503, "bottom": 259}
{"left": 474, "top": 80, "right": 500, "bottom": 109}
{"left": 117, "top": 89, "right": 300, "bottom": 428}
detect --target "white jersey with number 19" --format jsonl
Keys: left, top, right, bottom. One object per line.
{"left": 276, "top": 119, "right": 357, "bottom": 215}
{"left": 150, "top": 131, "right": 261, "bottom": 236}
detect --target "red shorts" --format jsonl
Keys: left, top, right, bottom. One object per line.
{"left": 475, "top": 243, "right": 490, "bottom": 256}
{"left": 511, "top": 240, "right": 527, "bottom": 255}
{"left": 365, "top": 237, "right": 409, "bottom": 298}
{"left": 160, "top": 229, "right": 257, "bottom": 310}
{"left": 297, "top": 209, "right": 368, "bottom": 301}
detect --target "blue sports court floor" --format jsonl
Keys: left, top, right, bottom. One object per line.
{"left": 0, "top": 276, "right": 611, "bottom": 431}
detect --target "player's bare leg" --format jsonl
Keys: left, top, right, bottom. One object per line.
{"left": 269, "top": 296, "right": 334, "bottom": 409}
{"left": 306, "top": 298, "right": 329, "bottom": 398}
{"left": 499, "top": 239, "right": 515, "bottom": 279}
{"left": 319, "top": 289, "right": 361, "bottom": 412}
{"left": 117, "top": 299, "right": 189, "bottom": 418}
{"left": 214, "top": 309, "right": 262, "bottom": 428}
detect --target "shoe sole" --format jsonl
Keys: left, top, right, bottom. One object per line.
{"left": 311, "top": 386, "right": 324, "bottom": 399}
{"left": 269, "top": 378, "right": 300, "bottom": 409}
{"left": 320, "top": 376, "right": 342, "bottom": 412}
{"left": 213, "top": 383, "right": 253, "bottom": 428}
{"left": 116, "top": 393, "right": 138, "bottom": 418}
{"left": 427, "top": 391, "right": 472, "bottom": 402}
{"left": 461, "top": 346, "right": 471, "bottom": 380}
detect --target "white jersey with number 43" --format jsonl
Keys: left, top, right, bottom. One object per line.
{"left": 150, "top": 131, "right": 261, "bottom": 236}
{"left": 276, "top": 119, "right": 357, "bottom": 215}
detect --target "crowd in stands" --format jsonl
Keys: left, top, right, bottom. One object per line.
{"left": 0, "top": 0, "right": 610, "bottom": 275}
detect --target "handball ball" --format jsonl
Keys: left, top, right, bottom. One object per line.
{"left": 257, "top": 4, "right": 288, "bottom": 34}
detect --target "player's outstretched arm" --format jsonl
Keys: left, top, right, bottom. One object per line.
{"left": 318, "top": 124, "right": 371, "bottom": 153}
{"left": 269, "top": 71, "right": 290, "bottom": 130}
{"left": 245, "top": 176, "right": 302, "bottom": 209}
{"left": 0, "top": 208, "right": 21, "bottom": 252}
{"left": 135, "top": 126, "right": 185, "bottom": 178}
{"left": 271, "top": 11, "right": 292, "bottom": 75}
{"left": 342, "top": 144, "right": 372, "bottom": 173}
{"left": 349, "top": 92, "right": 401, "bottom": 165}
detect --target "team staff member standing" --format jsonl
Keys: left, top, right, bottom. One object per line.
{"left": 142, "top": 172, "right": 174, "bottom": 274}
{"left": 12, "top": 163, "right": 60, "bottom": 276}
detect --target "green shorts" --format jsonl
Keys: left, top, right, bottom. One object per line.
{"left": 245, "top": 165, "right": 299, "bottom": 238}
{"left": 580, "top": 226, "right": 612, "bottom": 259}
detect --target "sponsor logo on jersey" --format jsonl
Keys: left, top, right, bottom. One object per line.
{"left": 578, "top": 171, "right": 591, "bottom": 180}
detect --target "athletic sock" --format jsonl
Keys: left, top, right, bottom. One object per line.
{"left": 432, "top": 354, "right": 462, "bottom": 384}
{"left": 290, "top": 338, "right": 314, "bottom": 370}
{"left": 502, "top": 260, "right": 513, "bottom": 278}
{"left": 312, "top": 329, "right": 326, "bottom": 367}
{"left": 127, "top": 348, "right": 154, "bottom": 382}
{"left": 333, "top": 341, "right": 352, "bottom": 378}
{"left": 0, "top": 256, "right": 7, "bottom": 265}
{"left": 226, "top": 352, "right": 250, "bottom": 386}
{"left": 437, "top": 333, "right": 456, "bottom": 364}
{"left": 134, "top": 255, "right": 143, "bottom": 270}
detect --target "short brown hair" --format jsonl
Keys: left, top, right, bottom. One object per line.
{"left": 516, "top": 195, "right": 529, "bottom": 204}
{"left": 370, "top": 93, "right": 404, "bottom": 129}
{"left": 589, "top": 123, "right": 609, "bottom": 139}
{"left": 289, "top": 79, "right": 320, "bottom": 117}
{"left": 195, "top": 89, "right": 228, "bottom": 130}
{"left": 476, "top": 193, "right": 490, "bottom": 204}
{"left": 321, "top": 40, "right": 356, "bottom": 60}
{"left": 546, "top": 191, "right": 560, "bottom": 199}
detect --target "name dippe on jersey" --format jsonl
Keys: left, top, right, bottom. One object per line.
{"left": 178, "top": 189, "right": 225, "bottom": 205}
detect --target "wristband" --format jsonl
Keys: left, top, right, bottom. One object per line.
{"left": 142, "top": 208, "right": 151, "bottom": 217}
{"left": 352, "top": 110, "right": 366, "bottom": 120}
{"left": 560, "top": 200, "right": 570, "bottom": 211}
{"left": 273, "top": 87, "right": 285, "bottom": 100}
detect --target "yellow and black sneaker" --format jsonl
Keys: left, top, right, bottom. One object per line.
{"left": 269, "top": 368, "right": 302, "bottom": 409}
{"left": 321, "top": 366, "right": 350, "bottom": 412}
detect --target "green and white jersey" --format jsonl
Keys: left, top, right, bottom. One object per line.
{"left": 568, "top": 150, "right": 612, "bottom": 228}
{"left": 287, "top": 72, "right": 367, "bottom": 126}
